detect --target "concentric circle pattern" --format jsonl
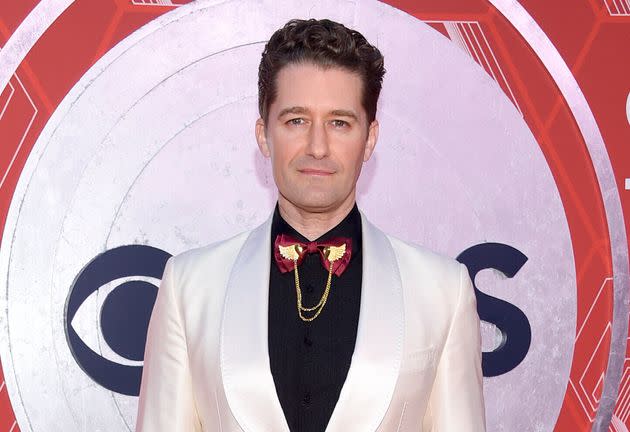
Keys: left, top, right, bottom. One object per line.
{"left": 0, "top": 1, "right": 628, "bottom": 431}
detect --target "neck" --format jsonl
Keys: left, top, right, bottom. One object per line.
{"left": 278, "top": 195, "right": 356, "bottom": 241}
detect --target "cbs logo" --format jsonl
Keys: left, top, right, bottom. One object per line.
{"left": 64, "top": 245, "right": 171, "bottom": 396}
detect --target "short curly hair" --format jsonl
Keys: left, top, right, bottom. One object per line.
{"left": 258, "top": 18, "right": 385, "bottom": 123}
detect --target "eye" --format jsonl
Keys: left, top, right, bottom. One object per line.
{"left": 331, "top": 119, "right": 349, "bottom": 128}
{"left": 286, "top": 117, "right": 306, "bottom": 126}
{"left": 64, "top": 244, "right": 171, "bottom": 396}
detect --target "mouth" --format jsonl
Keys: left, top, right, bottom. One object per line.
{"left": 298, "top": 168, "right": 335, "bottom": 176}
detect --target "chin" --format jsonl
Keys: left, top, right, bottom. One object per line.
{"left": 287, "top": 193, "right": 340, "bottom": 213}
{"left": 295, "top": 200, "right": 336, "bottom": 212}
{"left": 279, "top": 182, "right": 351, "bottom": 212}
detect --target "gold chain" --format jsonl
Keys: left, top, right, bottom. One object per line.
{"left": 279, "top": 243, "right": 346, "bottom": 322}
{"left": 293, "top": 257, "right": 334, "bottom": 321}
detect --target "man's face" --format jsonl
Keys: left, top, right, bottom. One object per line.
{"left": 255, "top": 62, "right": 378, "bottom": 214}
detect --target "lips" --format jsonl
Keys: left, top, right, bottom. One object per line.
{"left": 298, "top": 168, "right": 334, "bottom": 175}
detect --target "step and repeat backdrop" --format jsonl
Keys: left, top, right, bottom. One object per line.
{"left": 0, "top": 0, "right": 628, "bottom": 431}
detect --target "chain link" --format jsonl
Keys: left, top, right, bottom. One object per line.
{"left": 293, "top": 257, "right": 335, "bottom": 322}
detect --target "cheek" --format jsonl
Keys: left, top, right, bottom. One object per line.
{"left": 338, "top": 142, "right": 367, "bottom": 173}
{"left": 270, "top": 143, "right": 300, "bottom": 176}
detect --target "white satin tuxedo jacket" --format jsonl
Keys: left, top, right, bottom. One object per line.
{"left": 136, "top": 212, "right": 486, "bottom": 432}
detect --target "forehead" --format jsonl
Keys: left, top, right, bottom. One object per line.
{"left": 272, "top": 63, "right": 364, "bottom": 114}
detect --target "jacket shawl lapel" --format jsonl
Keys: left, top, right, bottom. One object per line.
{"left": 325, "top": 212, "right": 404, "bottom": 431}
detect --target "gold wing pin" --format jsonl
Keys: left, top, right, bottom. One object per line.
{"left": 325, "top": 243, "right": 346, "bottom": 262}
{"left": 279, "top": 244, "right": 300, "bottom": 261}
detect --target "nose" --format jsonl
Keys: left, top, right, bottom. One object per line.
{"left": 305, "top": 122, "right": 330, "bottom": 159}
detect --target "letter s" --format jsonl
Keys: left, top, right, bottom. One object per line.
{"left": 457, "top": 243, "right": 531, "bottom": 377}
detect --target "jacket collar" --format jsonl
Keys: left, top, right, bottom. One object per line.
{"left": 220, "top": 211, "right": 404, "bottom": 432}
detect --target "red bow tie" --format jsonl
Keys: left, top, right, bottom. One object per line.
{"left": 274, "top": 234, "right": 352, "bottom": 277}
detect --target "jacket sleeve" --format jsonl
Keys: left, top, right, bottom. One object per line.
{"left": 422, "top": 263, "right": 486, "bottom": 431}
{"left": 136, "top": 257, "right": 202, "bottom": 431}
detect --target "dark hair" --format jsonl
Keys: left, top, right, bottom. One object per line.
{"left": 258, "top": 18, "right": 385, "bottom": 123}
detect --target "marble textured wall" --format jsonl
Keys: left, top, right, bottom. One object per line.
{"left": 0, "top": 1, "right": 627, "bottom": 431}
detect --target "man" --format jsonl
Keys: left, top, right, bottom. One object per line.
{"left": 136, "top": 18, "right": 485, "bottom": 432}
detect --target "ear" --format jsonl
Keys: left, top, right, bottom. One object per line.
{"left": 363, "top": 119, "right": 379, "bottom": 162}
{"left": 255, "top": 118, "right": 271, "bottom": 158}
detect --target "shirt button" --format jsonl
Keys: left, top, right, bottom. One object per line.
{"left": 303, "top": 335, "right": 313, "bottom": 346}
{"left": 305, "top": 283, "right": 314, "bottom": 293}
{"left": 302, "top": 392, "right": 311, "bottom": 406}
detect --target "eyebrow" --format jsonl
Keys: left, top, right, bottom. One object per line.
{"left": 277, "top": 106, "right": 359, "bottom": 121}
{"left": 277, "top": 106, "right": 309, "bottom": 119}
{"left": 330, "top": 109, "right": 358, "bottom": 121}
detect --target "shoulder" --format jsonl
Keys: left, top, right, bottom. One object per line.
{"left": 382, "top": 232, "right": 475, "bottom": 342}
{"left": 166, "top": 228, "right": 253, "bottom": 281}
{"left": 364, "top": 220, "right": 467, "bottom": 310}
{"left": 387, "top": 234, "right": 462, "bottom": 272}
{"left": 360, "top": 211, "right": 462, "bottom": 279}
{"left": 387, "top": 234, "right": 464, "bottom": 281}
{"left": 158, "top": 227, "right": 259, "bottom": 328}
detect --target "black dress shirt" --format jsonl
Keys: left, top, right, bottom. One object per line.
{"left": 268, "top": 204, "right": 363, "bottom": 432}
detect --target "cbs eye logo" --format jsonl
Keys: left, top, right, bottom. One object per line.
{"left": 64, "top": 245, "right": 171, "bottom": 396}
